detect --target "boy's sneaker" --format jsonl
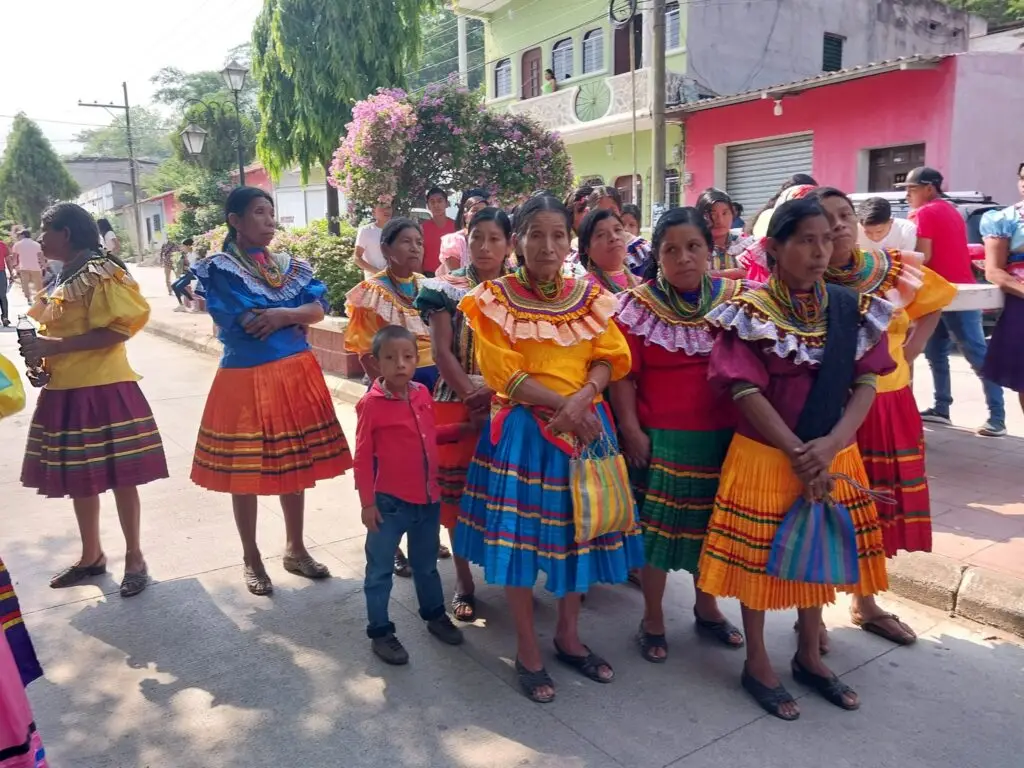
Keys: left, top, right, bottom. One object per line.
{"left": 372, "top": 633, "right": 409, "bottom": 665}
{"left": 977, "top": 420, "right": 1007, "bottom": 437}
{"left": 427, "top": 614, "right": 464, "bottom": 645}
{"left": 920, "top": 408, "right": 952, "bottom": 426}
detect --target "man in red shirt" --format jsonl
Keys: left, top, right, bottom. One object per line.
{"left": 901, "top": 167, "right": 1006, "bottom": 436}
{"left": 420, "top": 187, "right": 454, "bottom": 277}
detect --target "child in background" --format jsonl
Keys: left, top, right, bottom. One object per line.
{"left": 354, "top": 325, "right": 466, "bottom": 664}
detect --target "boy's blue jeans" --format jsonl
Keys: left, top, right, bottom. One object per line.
{"left": 364, "top": 492, "right": 445, "bottom": 639}
{"left": 924, "top": 310, "right": 1005, "bottom": 426}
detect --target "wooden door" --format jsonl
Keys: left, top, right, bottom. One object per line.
{"left": 868, "top": 144, "right": 926, "bottom": 191}
{"left": 521, "top": 47, "right": 542, "bottom": 100}
{"left": 613, "top": 16, "right": 643, "bottom": 75}
{"left": 615, "top": 174, "right": 642, "bottom": 210}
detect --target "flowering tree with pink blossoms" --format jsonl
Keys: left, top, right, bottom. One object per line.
{"left": 332, "top": 77, "right": 573, "bottom": 216}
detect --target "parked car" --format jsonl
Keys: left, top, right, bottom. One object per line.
{"left": 848, "top": 191, "right": 1003, "bottom": 333}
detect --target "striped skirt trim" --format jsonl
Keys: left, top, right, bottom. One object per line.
{"left": 191, "top": 351, "right": 352, "bottom": 495}
{"left": 697, "top": 434, "right": 888, "bottom": 610}
{"left": 0, "top": 559, "right": 42, "bottom": 689}
{"left": 434, "top": 401, "right": 479, "bottom": 530}
{"left": 857, "top": 386, "right": 931, "bottom": 557}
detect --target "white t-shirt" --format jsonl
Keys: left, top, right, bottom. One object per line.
{"left": 858, "top": 217, "right": 918, "bottom": 252}
{"left": 356, "top": 223, "right": 386, "bottom": 278}
{"left": 13, "top": 238, "right": 42, "bottom": 271}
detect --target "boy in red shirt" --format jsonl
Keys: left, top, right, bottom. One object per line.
{"left": 419, "top": 187, "right": 454, "bottom": 277}
{"left": 354, "top": 325, "right": 467, "bottom": 663}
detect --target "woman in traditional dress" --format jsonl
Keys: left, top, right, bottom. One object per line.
{"left": 191, "top": 187, "right": 352, "bottom": 596}
{"left": 414, "top": 207, "right": 510, "bottom": 621}
{"left": 736, "top": 184, "right": 817, "bottom": 284}
{"left": 698, "top": 197, "right": 895, "bottom": 720}
{"left": 696, "top": 188, "right": 749, "bottom": 279}
{"left": 577, "top": 208, "right": 641, "bottom": 295}
{"left": 749, "top": 173, "right": 818, "bottom": 239}
{"left": 20, "top": 203, "right": 167, "bottom": 598}
{"left": 981, "top": 164, "right": 1024, "bottom": 416}
{"left": 814, "top": 186, "right": 955, "bottom": 646}
{"left": 345, "top": 217, "right": 449, "bottom": 572}
{"left": 455, "top": 194, "right": 644, "bottom": 704}
{"left": 438, "top": 190, "right": 489, "bottom": 275}
{"left": 587, "top": 186, "right": 651, "bottom": 274}
{"left": 610, "top": 207, "right": 747, "bottom": 663}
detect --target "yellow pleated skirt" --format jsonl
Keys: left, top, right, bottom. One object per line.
{"left": 697, "top": 434, "right": 888, "bottom": 610}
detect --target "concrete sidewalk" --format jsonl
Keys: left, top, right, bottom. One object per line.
{"left": 133, "top": 266, "right": 1024, "bottom": 637}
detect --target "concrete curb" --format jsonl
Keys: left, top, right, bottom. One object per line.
{"left": 143, "top": 318, "right": 366, "bottom": 405}
{"left": 145, "top": 318, "right": 1024, "bottom": 638}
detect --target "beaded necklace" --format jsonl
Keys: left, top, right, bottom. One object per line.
{"left": 766, "top": 274, "right": 827, "bottom": 327}
{"left": 227, "top": 242, "right": 285, "bottom": 288}
{"left": 385, "top": 268, "right": 418, "bottom": 307}
{"left": 514, "top": 265, "right": 564, "bottom": 301}
{"left": 825, "top": 247, "right": 877, "bottom": 289}
{"left": 657, "top": 273, "right": 713, "bottom": 319}
{"left": 588, "top": 265, "right": 639, "bottom": 294}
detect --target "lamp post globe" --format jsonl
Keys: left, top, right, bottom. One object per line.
{"left": 220, "top": 59, "right": 249, "bottom": 93}
{"left": 180, "top": 123, "right": 209, "bottom": 156}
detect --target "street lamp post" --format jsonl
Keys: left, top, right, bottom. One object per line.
{"left": 220, "top": 59, "right": 249, "bottom": 186}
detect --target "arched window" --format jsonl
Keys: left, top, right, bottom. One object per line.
{"left": 495, "top": 58, "right": 512, "bottom": 98}
{"left": 552, "top": 38, "right": 574, "bottom": 81}
{"left": 582, "top": 29, "right": 604, "bottom": 74}
{"left": 666, "top": 2, "right": 681, "bottom": 50}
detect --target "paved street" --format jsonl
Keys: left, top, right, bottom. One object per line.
{"left": 3, "top": 280, "right": 1024, "bottom": 768}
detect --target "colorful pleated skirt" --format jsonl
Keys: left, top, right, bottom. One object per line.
{"left": 857, "top": 386, "right": 930, "bottom": 556}
{"left": 21, "top": 382, "right": 168, "bottom": 499}
{"left": 697, "top": 434, "right": 888, "bottom": 610}
{"left": 434, "top": 400, "right": 479, "bottom": 530}
{"left": 191, "top": 351, "right": 352, "bottom": 496}
{"left": 634, "top": 427, "right": 733, "bottom": 574}
{"left": 454, "top": 403, "right": 645, "bottom": 597}
{"left": 983, "top": 293, "right": 1024, "bottom": 392}
{"left": 0, "top": 559, "right": 47, "bottom": 768}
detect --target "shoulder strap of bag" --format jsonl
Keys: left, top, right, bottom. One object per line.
{"left": 793, "top": 283, "right": 861, "bottom": 443}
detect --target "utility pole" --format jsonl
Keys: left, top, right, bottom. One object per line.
{"left": 79, "top": 82, "right": 142, "bottom": 256}
{"left": 457, "top": 15, "right": 469, "bottom": 86}
{"left": 651, "top": 0, "right": 667, "bottom": 228}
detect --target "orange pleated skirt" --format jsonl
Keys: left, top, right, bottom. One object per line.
{"left": 191, "top": 351, "right": 352, "bottom": 495}
{"left": 697, "top": 434, "right": 888, "bottom": 610}
{"left": 434, "top": 400, "right": 479, "bottom": 530}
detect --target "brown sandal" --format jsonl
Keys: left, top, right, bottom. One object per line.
{"left": 852, "top": 611, "right": 917, "bottom": 645}
{"left": 244, "top": 565, "right": 273, "bottom": 596}
{"left": 283, "top": 554, "right": 331, "bottom": 579}
{"left": 50, "top": 557, "right": 107, "bottom": 589}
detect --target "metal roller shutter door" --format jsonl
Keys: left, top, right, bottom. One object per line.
{"left": 725, "top": 135, "right": 813, "bottom": 212}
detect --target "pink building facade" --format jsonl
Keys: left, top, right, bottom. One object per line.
{"left": 678, "top": 52, "right": 1024, "bottom": 209}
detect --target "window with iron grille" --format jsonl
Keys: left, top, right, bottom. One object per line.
{"left": 495, "top": 58, "right": 512, "bottom": 98}
{"left": 666, "top": 2, "right": 681, "bottom": 50}
{"left": 552, "top": 38, "right": 574, "bottom": 81}
{"left": 665, "top": 170, "right": 680, "bottom": 208}
{"left": 823, "top": 33, "right": 844, "bottom": 72}
{"left": 582, "top": 29, "right": 604, "bottom": 74}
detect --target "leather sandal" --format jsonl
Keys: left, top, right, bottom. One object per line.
{"left": 244, "top": 565, "right": 273, "bottom": 596}
{"left": 120, "top": 568, "right": 149, "bottom": 598}
{"left": 851, "top": 611, "right": 917, "bottom": 646}
{"left": 515, "top": 659, "right": 555, "bottom": 703}
{"left": 553, "top": 640, "right": 614, "bottom": 683}
{"left": 50, "top": 557, "right": 107, "bottom": 589}
{"left": 636, "top": 620, "right": 668, "bottom": 663}
{"left": 283, "top": 554, "right": 331, "bottom": 579}
{"left": 451, "top": 592, "right": 476, "bottom": 622}
{"left": 694, "top": 608, "right": 745, "bottom": 648}
{"left": 791, "top": 655, "right": 859, "bottom": 711}
{"left": 741, "top": 666, "right": 799, "bottom": 721}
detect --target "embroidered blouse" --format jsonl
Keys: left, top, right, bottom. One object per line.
{"left": 825, "top": 248, "right": 955, "bottom": 394}
{"left": 615, "top": 277, "right": 747, "bottom": 432}
{"left": 709, "top": 230, "right": 750, "bottom": 272}
{"left": 193, "top": 252, "right": 328, "bottom": 369}
{"left": 706, "top": 281, "right": 896, "bottom": 447}
{"left": 30, "top": 258, "right": 150, "bottom": 391}
{"left": 458, "top": 273, "right": 631, "bottom": 401}
{"left": 414, "top": 267, "right": 483, "bottom": 402}
{"left": 980, "top": 204, "right": 1024, "bottom": 278}
{"left": 344, "top": 271, "right": 433, "bottom": 368}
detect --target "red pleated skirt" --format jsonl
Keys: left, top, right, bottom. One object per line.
{"left": 856, "top": 386, "right": 931, "bottom": 557}
{"left": 434, "top": 401, "right": 478, "bottom": 530}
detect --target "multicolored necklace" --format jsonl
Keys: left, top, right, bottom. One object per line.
{"left": 767, "top": 274, "right": 827, "bottom": 327}
{"left": 657, "top": 273, "right": 713, "bottom": 319}
{"left": 385, "top": 268, "right": 418, "bottom": 307}
{"left": 588, "top": 265, "right": 639, "bottom": 294}
{"left": 515, "top": 265, "right": 563, "bottom": 302}
{"left": 228, "top": 242, "right": 285, "bottom": 288}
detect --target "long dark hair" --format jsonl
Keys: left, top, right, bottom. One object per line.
{"left": 752, "top": 173, "right": 818, "bottom": 231}
{"left": 96, "top": 217, "right": 114, "bottom": 236}
{"left": 806, "top": 186, "right": 855, "bottom": 213}
{"left": 223, "top": 186, "right": 274, "bottom": 251}
{"left": 577, "top": 208, "right": 621, "bottom": 269}
{"left": 642, "top": 207, "right": 711, "bottom": 281}
{"left": 455, "top": 188, "right": 489, "bottom": 231}
{"left": 40, "top": 203, "right": 102, "bottom": 257}
{"left": 468, "top": 207, "right": 512, "bottom": 240}
{"left": 587, "top": 185, "right": 622, "bottom": 213}
{"left": 765, "top": 198, "right": 829, "bottom": 270}
{"left": 695, "top": 187, "right": 733, "bottom": 224}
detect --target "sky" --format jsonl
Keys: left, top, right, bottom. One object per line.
{"left": 0, "top": 0, "right": 263, "bottom": 154}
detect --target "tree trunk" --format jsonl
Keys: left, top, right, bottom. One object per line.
{"left": 325, "top": 169, "right": 340, "bottom": 236}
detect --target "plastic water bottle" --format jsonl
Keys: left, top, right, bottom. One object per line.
{"left": 16, "top": 315, "right": 48, "bottom": 386}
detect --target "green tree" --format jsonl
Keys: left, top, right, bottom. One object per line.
{"left": 407, "top": 8, "right": 484, "bottom": 92}
{"left": 0, "top": 114, "right": 80, "bottom": 229}
{"left": 72, "top": 106, "right": 175, "bottom": 161}
{"left": 175, "top": 101, "right": 257, "bottom": 174}
{"left": 251, "top": 0, "right": 439, "bottom": 234}
{"left": 167, "top": 170, "right": 231, "bottom": 241}
{"left": 945, "top": 0, "right": 1024, "bottom": 22}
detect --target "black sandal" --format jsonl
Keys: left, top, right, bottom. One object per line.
{"left": 741, "top": 666, "right": 799, "bottom": 721}
{"left": 636, "top": 620, "right": 668, "bottom": 663}
{"left": 515, "top": 659, "right": 555, "bottom": 703}
{"left": 694, "top": 608, "right": 745, "bottom": 648}
{"left": 791, "top": 655, "right": 859, "bottom": 711}
{"left": 451, "top": 592, "right": 476, "bottom": 622}
{"left": 50, "top": 557, "right": 107, "bottom": 589}
{"left": 792, "top": 619, "right": 829, "bottom": 656}
{"left": 553, "top": 640, "right": 614, "bottom": 683}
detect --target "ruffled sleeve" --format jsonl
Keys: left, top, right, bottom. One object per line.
{"left": 855, "top": 332, "right": 896, "bottom": 380}
{"left": 414, "top": 278, "right": 460, "bottom": 322}
{"left": 707, "top": 330, "right": 769, "bottom": 401}
{"left": 343, "top": 306, "right": 382, "bottom": 357}
{"left": 459, "top": 289, "right": 527, "bottom": 396}
{"left": 590, "top": 319, "right": 632, "bottom": 382}
{"left": 300, "top": 277, "right": 329, "bottom": 312}
{"left": 86, "top": 269, "right": 150, "bottom": 337}
{"left": 980, "top": 207, "right": 1017, "bottom": 240}
{"left": 906, "top": 266, "right": 956, "bottom": 321}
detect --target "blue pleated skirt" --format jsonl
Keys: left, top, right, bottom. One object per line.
{"left": 454, "top": 402, "right": 645, "bottom": 597}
